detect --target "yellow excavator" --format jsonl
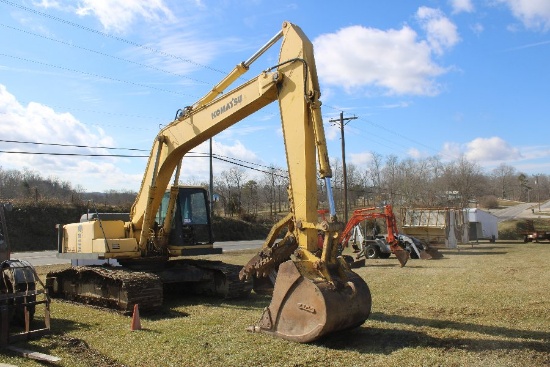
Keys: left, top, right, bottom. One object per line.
{"left": 46, "top": 21, "right": 371, "bottom": 343}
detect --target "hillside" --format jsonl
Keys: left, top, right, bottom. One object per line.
{"left": 3, "top": 201, "right": 272, "bottom": 251}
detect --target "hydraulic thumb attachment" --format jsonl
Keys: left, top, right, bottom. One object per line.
{"left": 240, "top": 216, "right": 371, "bottom": 343}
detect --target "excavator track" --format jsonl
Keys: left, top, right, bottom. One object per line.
{"left": 176, "top": 259, "right": 253, "bottom": 299}
{"left": 46, "top": 266, "right": 163, "bottom": 314}
{"left": 46, "top": 260, "right": 252, "bottom": 314}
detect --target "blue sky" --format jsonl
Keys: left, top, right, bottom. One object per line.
{"left": 1, "top": 0, "right": 549, "bottom": 192}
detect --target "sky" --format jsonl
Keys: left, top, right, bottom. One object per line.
{"left": 1, "top": 0, "right": 549, "bottom": 193}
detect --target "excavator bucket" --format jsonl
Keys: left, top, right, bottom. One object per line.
{"left": 418, "top": 249, "right": 433, "bottom": 260}
{"left": 392, "top": 246, "right": 410, "bottom": 267}
{"left": 423, "top": 246, "right": 444, "bottom": 259}
{"left": 248, "top": 260, "right": 371, "bottom": 343}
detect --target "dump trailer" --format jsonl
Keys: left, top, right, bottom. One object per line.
{"left": 46, "top": 21, "right": 371, "bottom": 343}
{"left": 400, "top": 207, "right": 469, "bottom": 248}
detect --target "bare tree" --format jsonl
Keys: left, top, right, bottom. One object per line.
{"left": 219, "top": 167, "right": 247, "bottom": 216}
{"left": 441, "top": 155, "right": 484, "bottom": 207}
{"left": 242, "top": 180, "right": 259, "bottom": 214}
{"left": 382, "top": 155, "right": 399, "bottom": 204}
{"left": 367, "top": 152, "right": 383, "bottom": 203}
{"left": 491, "top": 163, "right": 517, "bottom": 199}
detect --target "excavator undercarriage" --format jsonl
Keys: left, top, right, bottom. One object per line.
{"left": 46, "top": 259, "right": 251, "bottom": 314}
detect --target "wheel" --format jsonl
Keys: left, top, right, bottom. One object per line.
{"left": 365, "top": 244, "right": 381, "bottom": 259}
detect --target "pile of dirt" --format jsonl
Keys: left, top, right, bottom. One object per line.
{"left": 55, "top": 336, "right": 125, "bottom": 367}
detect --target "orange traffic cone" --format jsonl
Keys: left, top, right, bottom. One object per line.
{"left": 131, "top": 304, "right": 141, "bottom": 331}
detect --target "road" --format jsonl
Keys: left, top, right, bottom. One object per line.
{"left": 491, "top": 200, "right": 550, "bottom": 222}
{"left": 11, "top": 239, "right": 264, "bottom": 267}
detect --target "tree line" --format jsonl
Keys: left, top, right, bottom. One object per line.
{"left": 213, "top": 155, "right": 550, "bottom": 219}
{"left": 2, "top": 154, "right": 549, "bottom": 219}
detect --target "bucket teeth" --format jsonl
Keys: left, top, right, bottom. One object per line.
{"left": 239, "top": 235, "right": 298, "bottom": 281}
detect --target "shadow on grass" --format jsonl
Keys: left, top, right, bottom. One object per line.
{"left": 49, "top": 315, "right": 95, "bottom": 335}
{"left": 370, "top": 312, "right": 550, "bottom": 341}
{"left": 318, "top": 325, "right": 549, "bottom": 354}
{"left": 450, "top": 251, "right": 508, "bottom": 255}
{"left": 147, "top": 292, "right": 271, "bottom": 318}
{"left": 364, "top": 263, "right": 403, "bottom": 268}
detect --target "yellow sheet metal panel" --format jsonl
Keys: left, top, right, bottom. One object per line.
{"left": 92, "top": 238, "right": 138, "bottom": 253}
{"left": 92, "top": 220, "right": 126, "bottom": 239}
{"left": 63, "top": 220, "right": 127, "bottom": 253}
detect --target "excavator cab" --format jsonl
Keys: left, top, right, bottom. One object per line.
{"left": 155, "top": 186, "right": 220, "bottom": 256}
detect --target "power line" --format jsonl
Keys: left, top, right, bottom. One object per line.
{"left": 0, "top": 0, "right": 226, "bottom": 75}
{"left": 0, "top": 52, "right": 196, "bottom": 98}
{"left": 0, "top": 150, "right": 147, "bottom": 158}
{"left": 0, "top": 22, "right": 209, "bottom": 85}
{"left": 0, "top": 139, "right": 149, "bottom": 152}
{"left": 212, "top": 153, "right": 286, "bottom": 173}
{"left": 0, "top": 149, "right": 289, "bottom": 178}
{"left": 358, "top": 116, "right": 451, "bottom": 158}
{"left": 0, "top": 139, "right": 288, "bottom": 176}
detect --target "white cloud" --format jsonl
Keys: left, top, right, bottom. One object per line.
{"left": 314, "top": 8, "right": 459, "bottom": 97}
{"left": 441, "top": 136, "right": 522, "bottom": 163}
{"left": 126, "top": 31, "right": 225, "bottom": 76}
{"left": 407, "top": 147, "right": 425, "bottom": 159}
{"left": 441, "top": 141, "right": 463, "bottom": 160}
{"left": 471, "top": 23, "right": 485, "bottom": 35}
{"left": 0, "top": 84, "right": 129, "bottom": 191}
{"left": 325, "top": 123, "right": 340, "bottom": 141}
{"left": 450, "top": 0, "right": 474, "bottom": 14}
{"left": 36, "top": 0, "right": 176, "bottom": 33}
{"left": 176, "top": 139, "right": 263, "bottom": 183}
{"left": 32, "top": 0, "right": 64, "bottom": 10}
{"left": 0, "top": 84, "right": 269, "bottom": 191}
{"left": 349, "top": 152, "right": 373, "bottom": 166}
{"left": 465, "top": 137, "right": 522, "bottom": 161}
{"left": 498, "top": 0, "right": 550, "bottom": 31}
{"left": 416, "top": 7, "right": 461, "bottom": 55}
{"left": 213, "top": 140, "right": 259, "bottom": 163}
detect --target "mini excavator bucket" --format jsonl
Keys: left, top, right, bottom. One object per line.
{"left": 249, "top": 259, "right": 371, "bottom": 342}
{"left": 418, "top": 249, "right": 433, "bottom": 260}
{"left": 422, "top": 246, "right": 444, "bottom": 259}
{"left": 390, "top": 244, "right": 410, "bottom": 267}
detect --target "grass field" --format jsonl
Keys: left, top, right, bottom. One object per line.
{"left": 1, "top": 241, "right": 549, "bottom": 367}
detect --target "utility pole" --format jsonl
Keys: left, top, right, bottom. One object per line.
{"left": 329, "top": 111, "right": 357, "bottom": 223}
{"left": 535, "top": 175, "right": 541, "bottom": 212}
{"left": 209, "top": 138, "right": 214, "bottom": 215}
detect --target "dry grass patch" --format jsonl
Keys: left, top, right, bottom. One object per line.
{"left": 1, "top": 242, "right": 549, "bottom": 366}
